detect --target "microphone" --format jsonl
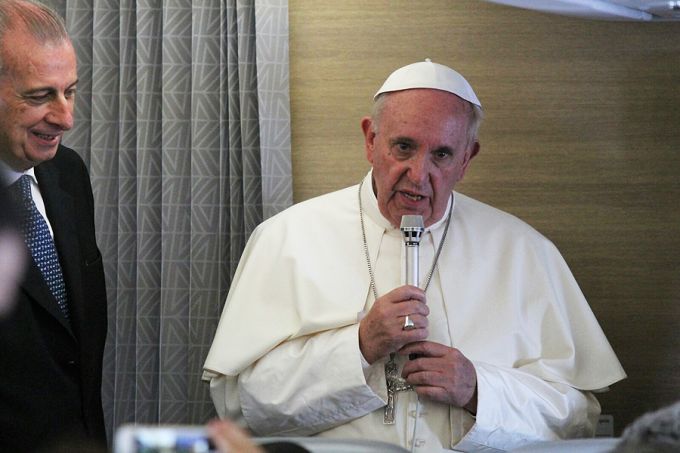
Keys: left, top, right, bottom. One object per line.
{"left": 400, "top": 214, "right": 424, "bottom": 331}
{"left": 401, "top": 215, "right": 424, "bottom": 360}
{"left": 400, "top": 215, "right": 424, "bottom": 289}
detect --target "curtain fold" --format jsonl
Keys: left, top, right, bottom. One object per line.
{"left": 50, "top": 0, "right": 291, "bottom": 438}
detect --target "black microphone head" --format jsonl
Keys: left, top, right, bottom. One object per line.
{"left": 400, "top": 215, "right": 424, "bottom": 245}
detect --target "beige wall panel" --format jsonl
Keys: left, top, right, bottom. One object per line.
{"left": 289, "top": 0, "right": 680, "bottom": 435}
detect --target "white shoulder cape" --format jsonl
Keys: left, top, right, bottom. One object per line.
{"left": 203, "top": 175, "right": 625, "bottom": 391}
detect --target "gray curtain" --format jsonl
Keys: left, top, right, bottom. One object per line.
{"left": 47, "top": 0, "right": 291, "bottom": 437}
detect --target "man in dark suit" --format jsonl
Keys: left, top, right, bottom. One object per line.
{"left": 0, "top": 1, "right": 108, "bottom": 451}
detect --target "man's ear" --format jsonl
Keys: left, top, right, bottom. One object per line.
{"left": 469, "top": 141, "right": 480, "bottom": 161}
{"left": 361, "top": 117, "right": 375, "bottom": 164}
{"left": 460, "top": 141, "right": 480, "bottom": 178}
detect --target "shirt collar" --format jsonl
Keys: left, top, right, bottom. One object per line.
{"left": 0, "top": 160, "right": 37, "bottom": 187}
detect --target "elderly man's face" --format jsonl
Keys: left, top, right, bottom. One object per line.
{"left": 0, "top": 29, "right": 77, "bottom": 171}
{"left": 362, "top": 89, "right": 479, "bottom": 227}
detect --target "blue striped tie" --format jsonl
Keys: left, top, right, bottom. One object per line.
{"left": 11, "top": 175, "right": 70, "bottom": 319}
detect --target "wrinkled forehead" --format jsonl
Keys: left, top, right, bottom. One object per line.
{"left": 376, "top": 90, "right": 476, "bottom": 149}
{"left": 1, "top": 36, "right": 77, "bottom": 86}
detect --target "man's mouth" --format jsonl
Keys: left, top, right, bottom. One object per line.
{"left": 400, "top": 190, "right": 424, "bottom": 201}
{"left": 32, "top": 132, "right": 59, "bottom": 143}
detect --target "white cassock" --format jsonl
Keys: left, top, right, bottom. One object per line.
{"left": 203, "top": 171, "right": 626, "bottom": 452}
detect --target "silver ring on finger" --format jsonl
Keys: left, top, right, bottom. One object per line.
{"left": 403, "top": 315, "right": 415, "bottom": 330}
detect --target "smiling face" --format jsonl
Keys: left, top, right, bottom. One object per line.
{"left": 362, "top": 89, "right": 480, "bottom": 227}
{"left": 0, "top": 28, "right": 77, "bottom": 171}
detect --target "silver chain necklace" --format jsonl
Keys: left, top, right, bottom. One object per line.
{"left": 358, "top": 179, "right": 453, "bottom": 300}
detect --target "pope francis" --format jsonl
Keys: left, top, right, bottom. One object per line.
{"left": 203, "top": 60, "right": 626, "bottom": 452}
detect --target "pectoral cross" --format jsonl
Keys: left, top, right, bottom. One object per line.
{"left": 384, "top": 354, "right": 413, "bottom": 424}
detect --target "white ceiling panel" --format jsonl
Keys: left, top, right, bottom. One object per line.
{"left": 482, "top": 0, "right": 680, "bottom": 21}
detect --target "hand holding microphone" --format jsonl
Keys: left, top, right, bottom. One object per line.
{"left": 357, "top": 215, "right": 429, "bottom": 364}
{"left": 396, "top": 217, "right": 477, "bottom": 410}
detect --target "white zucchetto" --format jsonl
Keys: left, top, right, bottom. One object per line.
{"left": 375, "top": 58, "right": 482, "bottom": 107}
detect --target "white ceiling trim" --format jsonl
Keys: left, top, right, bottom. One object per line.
{"left": 482, "top": 0, "right": 680, "bottom": 21}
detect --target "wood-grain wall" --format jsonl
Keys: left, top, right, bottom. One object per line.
{"left": 289, "top": 0, "right": 680, "bottom": 435}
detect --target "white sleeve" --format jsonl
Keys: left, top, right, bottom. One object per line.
{"left": 453, "top": 361, "right": 601, "bottom": 452}
{"left": 209, "top": 323, "right": 386, "bottom": 436}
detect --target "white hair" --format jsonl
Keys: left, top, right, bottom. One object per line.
{"left": 612, "top": 400, "right": 680, "bottom": 453}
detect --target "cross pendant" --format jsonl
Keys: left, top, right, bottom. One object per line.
{"left": 383, "top": 355, "right": 413, "bottom": 424}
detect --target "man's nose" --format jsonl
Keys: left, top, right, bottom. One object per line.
{"left": 45, "top": 97, "right": 74, "bottom": 130}
{"left": 406, "top": 153, "right": 431, "bottom": 185}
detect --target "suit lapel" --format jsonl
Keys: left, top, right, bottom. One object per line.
{"left": 32, "top": 159, "right": 80, "bottom": 337}
{"left": 20, "top": 257, "right": 70, "bottom": 327}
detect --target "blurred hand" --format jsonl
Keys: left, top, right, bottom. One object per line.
{"left": 0, "top": 230, "right": 26, "bottom": 317}
{"left": 358, "top": 285, "right": 429, "bottom": 364}
{"left": 207, "top": 419, "right": 264, "bottom": 453}
{"left": 399, "top": 341, "right": 477, "bottom": 412}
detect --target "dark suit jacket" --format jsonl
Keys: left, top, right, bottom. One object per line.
{"left": 0, "top": 145, "right": 108, "bottom": 452}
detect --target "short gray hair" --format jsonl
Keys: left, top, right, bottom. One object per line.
{"left": 612, "top": 400, "right": 680, "bottom": 453}
{"left": 0, "top": 0, "right": 69, "bottom": 73}
{"left": 371, "top": 91, "right": 484, "bottom": 148}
